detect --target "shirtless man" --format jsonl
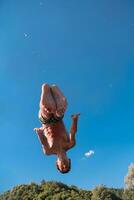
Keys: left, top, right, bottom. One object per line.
{"left": 34, "top": 84, "right": 80, "bottom": 174}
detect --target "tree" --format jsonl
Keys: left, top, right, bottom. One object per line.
{"left": 91, "top": 185, "right": 120, "bottom": 200}
{"left": 1, "top": 181, "right": 132, "bottom": 200}
{"left": 125, "top": 163, "right": 134, "bottom": 189}
{"left": 123, "top": 189, "right": 134, "bottom": 200}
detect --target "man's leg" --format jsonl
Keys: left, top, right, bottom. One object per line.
{"left": 39, "top": 84, "right": 56, "bottom": 118}
{"left": 51, "top": 85, "right": 67, "bottom": 117}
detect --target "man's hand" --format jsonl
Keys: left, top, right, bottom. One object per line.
{"left": 34, "top": 127, "right": 44, "bottom": 135}
{"left": 71, "top": 113, "right": 80, "bottom": 120}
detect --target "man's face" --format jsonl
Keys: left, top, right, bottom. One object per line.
{"left": 56, "top": 158, "right": 70, "bottom": 173}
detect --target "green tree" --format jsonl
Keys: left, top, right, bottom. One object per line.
{"left": 1, "top": 181, "right": 133, "bottom": 200}
{"left": 123, "top": 189, "right": 134, "bottom": 200}
{"left": 91, "top": 185, "right": 120, "bottom": 200}
{"left": 125, "top": 163, "right": 134, "bottom": 189}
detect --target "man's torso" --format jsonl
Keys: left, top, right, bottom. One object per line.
{"left": 43, "top": 120, "right": 70, "bottom": 154}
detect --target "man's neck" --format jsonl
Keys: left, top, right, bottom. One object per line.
{"left": 57, "top": 149, "right": 67, "bottom": 161}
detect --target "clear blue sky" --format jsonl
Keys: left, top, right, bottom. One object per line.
{"left": 0, "top": 0, "right": 134, "bottom": 192}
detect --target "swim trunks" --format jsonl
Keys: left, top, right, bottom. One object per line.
{"left": 39, "top": 114, "right": 64, "bottom": 125}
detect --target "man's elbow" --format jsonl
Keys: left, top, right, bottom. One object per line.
{"left": 42, "top": 146, "right": 51, "bottom": 155}
{"left": 71, "top": 129, "right": 77, "bottom": 135}
{"left": 70, "top": 140, "right": 76, "bottom": 148}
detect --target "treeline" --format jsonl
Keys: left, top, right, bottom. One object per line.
{"left": 0, "top": 181, "right": 134, "bottom": 200}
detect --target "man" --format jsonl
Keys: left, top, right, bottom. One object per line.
{"left": 34, "top": 83, "right": 80, "bottom": 173}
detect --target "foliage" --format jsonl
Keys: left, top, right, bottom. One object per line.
{"left": 109, "top": 188, "right": 123, "bottom": 200}
{"left": 0, "top": 181, "right": 134, "bottom": 200}
{"left": 123, "top": 189, "right": 134, "bottom": 200}
{"left": 125, "top": 163, "right": 134, "bottom": 189}
{"left": 91, "top": 185, "right": 121, "bottom": 200}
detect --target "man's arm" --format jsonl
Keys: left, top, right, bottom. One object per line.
{"left": 34, "top": 128, "right": 51, "bottom": 155}
{"left": 68, "top": 113, "right": 80, "bottom": 149}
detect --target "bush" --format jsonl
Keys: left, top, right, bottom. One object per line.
{"left": 0, "top": 181, "right": 134, "bottom": 200}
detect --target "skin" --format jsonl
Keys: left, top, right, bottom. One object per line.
{"left": 34, "top": 84, "right": 80, "bottom": 173}
{"left": 34, "top": 113, "right": 80, "bottom": 173}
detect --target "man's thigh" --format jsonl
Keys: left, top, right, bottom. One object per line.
{"left": 51, "top": 85, "right": 67, "bottom": 117}
{"left": 40, "top": 84, "right": 56, "bottom": 118}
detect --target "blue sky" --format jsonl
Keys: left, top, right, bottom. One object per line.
{"left": 0, "top": 0, "right": 134, "bottom": 192}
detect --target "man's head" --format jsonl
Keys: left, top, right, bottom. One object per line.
{"left": 56, "top": 158, "right": 71, "bottom": 174}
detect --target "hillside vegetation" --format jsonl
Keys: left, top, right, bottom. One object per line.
{"left": 0, "top": 181, "right": 134, "bottom": 200}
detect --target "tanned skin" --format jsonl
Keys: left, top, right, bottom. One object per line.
{"left": 34, "top": 84, "right": 80, "bottom": 173}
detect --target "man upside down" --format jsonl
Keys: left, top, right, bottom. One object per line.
{"left": 34, "top": 83, "right": 80, "bottom": 174}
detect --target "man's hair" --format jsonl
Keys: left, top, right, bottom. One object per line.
{"left": 56, "top": 159, "right": 71, "bottom": 174}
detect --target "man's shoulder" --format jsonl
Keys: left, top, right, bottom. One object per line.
{"left": 63, "top": 141, "right": 76, "bottom": 152}
{"left": 42, "top": 146, "right": 53, "bottom": 155}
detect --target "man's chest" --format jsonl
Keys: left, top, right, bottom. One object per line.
{"left": 45, "top": 132, "right": 69, "bottom": 152}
